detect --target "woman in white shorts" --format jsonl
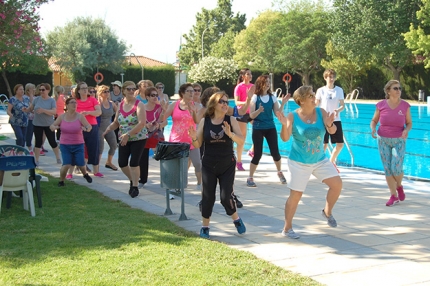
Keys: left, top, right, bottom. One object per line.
{"left": 276, "top": 85, "right": 342, "bottom": 239}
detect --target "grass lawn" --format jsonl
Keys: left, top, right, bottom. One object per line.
{"left": 0, "top": 172, "right": 320, "bottom": 286}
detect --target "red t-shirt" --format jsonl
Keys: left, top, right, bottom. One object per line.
{"left": 77, "top": 97, "right": 99, "bottom": 125}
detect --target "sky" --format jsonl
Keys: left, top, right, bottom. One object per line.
{"left": 38, "top": 0, "right": 275, "bottom": 64}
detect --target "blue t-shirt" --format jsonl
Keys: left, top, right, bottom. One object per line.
{"left": 252, "top": 94, "right": 277, "bottom": 130}
{"left": 136, "top": 94, "right": 147, "bottom": 104}
{"left": 8, "top": 95, "right": 30, "bottom": 127}
{"left": 290, "top": 107, "right": 326, "bottom": 164}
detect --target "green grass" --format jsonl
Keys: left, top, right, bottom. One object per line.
{"left": 0, "top": 172, "right": 320, "bottom": 286}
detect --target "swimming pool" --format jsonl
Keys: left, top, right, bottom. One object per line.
{"left": 164, "top": 100, "right": 430, "bottom": 180}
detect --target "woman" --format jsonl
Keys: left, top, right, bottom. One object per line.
{"left": 23, "top": 83, "right": 61, "bottom": 165}
{"left": 88, "top": 86, "right": 96, "bottom": 98}
{"left": 97, "top": 85, "right": 118, "bottom": 171}
{"left": 192, "top": 83, "right": 203, "bottom": 109}
{"left": 234, "top": 68, "right": 254, "bottom": 170}
{"left": 7, "top": 84, "right": 30, "bottom": 147}
{"left": 163, "top": 83, "right": 202, "bottom": 189}
{"left": 103, "top": 81, "right": 147, "bottom": 198}
{"left": 139, "top": 86, "right": 168, "bottom": 188}
{"left": 50, "top": 97, "right": 93, "bottom": 187}
{"left": 277, "top": 85, "right": 341, "bottom": 239}
{"left": 370, "top": 80, "right": 412, "bottom": 206}
{"left": 75, "top": 82, "right": 103, "bottom": 177}
{"left": 24, "top": 83, "right": 35, "bottom": 154}
{"left": 155, "top": 82, "right": 170, "bottom": 103}
{"left": 54, "top": 85, "right": 66, "bottom": 141}
{"left": 247, "top": 75, "right": 289, "bottom": 187}
{"left": 188, "top": 91, "right": 246, "bottom": 239}
{"left": 136, "top": 80, "right": 154, "bottom": 103}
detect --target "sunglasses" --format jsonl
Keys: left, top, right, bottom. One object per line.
{"left": 126, "top": 87, "right": 137, "bottom": 92}
{"left": 308, "top": 93, "right": 315, "bottom": 99}
{"left": 68, "top": 101, "right": 77, "bottom": 104}
{"left": 149, "top": 93, "right": 158, "bottom": 97}
{"left": 39, "top": 89, "right": 46, "bottom": 92}
{"left": 89, "top": 90, "right": 96, "bottom": 94}
{"left": 218, "top": 99, "right": 228, "bottom": 105}
{"left": 185, "top": 89, "right": 194, "bottom": 93}
{"left": 194, "top": 89, "right": 201, "bottom": 92}
{"left": 80, "top": 87, "right": 88, "bottom": 90}
{"left": 392, "top": 87, "right": 402, "bottom": 91}
{"left": 102, "top": 90, "right": 109, "bottom": 93}
{"left": 157, "top": 86, "right": 164, "bottom": 89}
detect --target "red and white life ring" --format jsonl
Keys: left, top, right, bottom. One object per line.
{"left": 94, "top": 72, "right": 104, "bottom": 84}
{"left": 282, "top": 73, "right": 292, "bottom": 83}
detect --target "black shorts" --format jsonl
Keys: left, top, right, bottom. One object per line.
{"left": 236, "top": 113, "right": 252, "bottom": 123}
{"left": 324, "top": 121, "right": 344, "bottom": 144}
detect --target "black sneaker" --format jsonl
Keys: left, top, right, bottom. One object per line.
{"left": 130, "top": 186, "right": 139, "bottom": 198}
{"left": 83, "top": 173, "right": 92, "bottom": 183}
{"left": 198, "top": 200, "right": 202, "bottom": 212}
{"left": 58, "top": 181, "right": 65, "bottom": 187}
{"left": 232, "top": 193, "right": 243, "bottom": 208}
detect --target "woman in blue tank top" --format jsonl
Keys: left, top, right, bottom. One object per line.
{"left": 276, "top": 86, "right": 342, "bottom": 239}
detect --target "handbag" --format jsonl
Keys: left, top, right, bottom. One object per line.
{"left": 145, "top": 128, "right": 165, "bottom": 148}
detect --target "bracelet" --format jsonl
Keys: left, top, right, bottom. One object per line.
{"left": 230, "top": 132, "right": 235, "bottom": 139}
{"left": 326, "top": 123, "right": 334, "bottom": 128}
{"left": 192, "top": 138, "right": 198, "bottom": 142}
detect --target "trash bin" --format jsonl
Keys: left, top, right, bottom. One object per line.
{"left": 154, "top": 142, "right": 190, "bottom": 220}
{"left": 419, "top": 90, "right": 425, "bottom": 101}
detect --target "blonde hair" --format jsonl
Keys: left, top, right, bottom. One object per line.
{"left": 383, "top": 80, "right": 400, "bottom": 99}
{"left": 96, "top": 85, "right": 110, "bottom": 101}
{"left": 54, "top": 85, "right": 64, "bottom": 99}
{"left": 122, "top": 81, "right": 136, "bottom": 94}
{"left": 293, "top": 86, "right": 314, "bottom": 106}
{"left": 204, "top": 91, "right": 228, "bottom": 118}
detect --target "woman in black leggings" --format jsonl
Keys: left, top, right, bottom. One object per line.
{"left": 188, "top": 91, "right": 246, "bottom": 239}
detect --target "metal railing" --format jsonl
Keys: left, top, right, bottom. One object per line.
{"left": 345, "top": 89, "right": 359, "bottom": 102}
{"left": 0, "top": 94, "right": 8, "bottom": 111}
{"left": 327, "top": 135, "right": 354, "bottom": 166}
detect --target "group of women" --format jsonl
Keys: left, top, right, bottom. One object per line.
{"left": 6, "top": 72, "right": 412, "bottom": 240}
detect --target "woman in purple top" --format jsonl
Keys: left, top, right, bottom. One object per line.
{"left": 370, "top": 80, "right": 412, "bottom": 207}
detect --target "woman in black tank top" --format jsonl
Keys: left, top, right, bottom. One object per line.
{"left": 188, "top": 91, "right": 247, "bottom": 239}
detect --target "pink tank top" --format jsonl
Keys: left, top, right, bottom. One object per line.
{"left": 59, "top": 115, "right": 85, "bottom": 145}
{"left": 169, "top": 100, "right": 195, "bottom": 149}
{"left": 376, "top": 99, "right": 410, "bottom": 138}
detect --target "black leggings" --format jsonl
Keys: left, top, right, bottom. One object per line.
{"left": 33, "top": 125, "right": 58, "bottom": 149}
{"left": 118, "top": 139, "right": 146, "bottom": 168}
{"left": 251, "top": 128, "right": 281, "bottom": 165}
{"left": 139, "top": 148, "right": 150, "bottom": 184}
{"left": 201, "top": 155, "right": 237, "bottom": 219}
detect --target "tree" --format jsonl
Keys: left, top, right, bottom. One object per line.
{"left": 188, "top": 56, "right": 238, "bottom": 86}
{"left": 210, "top": 30, "right": 237, "bottom": 59}
{"left": 0, "top": 0, "right": 52, "bottom": 97}
{"left": 268, "top": 1, "right": 331, "bottom": 85}
{"left": 404, "top": 0, "right": 430, "bottom": 69}
{"left": 46, "top": 17, "right": 128, "bottom": 82}
{"left": 332, "top": 0, "right": 421, "bottom": 80}
{"left": 178, "top": 0, "right": 246, "bottom": 68}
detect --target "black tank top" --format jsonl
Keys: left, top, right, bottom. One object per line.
{"left": 203, "top": 115, "right": 234, "bottom": 158}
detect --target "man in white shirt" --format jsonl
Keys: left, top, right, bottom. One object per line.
{"left": 315, "top": 69, "right": 345, "bottom": 168}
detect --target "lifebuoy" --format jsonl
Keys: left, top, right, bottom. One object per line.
{"left": 94, "top": 72, "right": 104, "bottom": 84}
{"left": 282, "top": 73, "right": 292, "bottom": 83}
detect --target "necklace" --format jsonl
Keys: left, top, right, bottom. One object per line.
{"left": 299, "top": 109, "right": 315, "bottom": 124}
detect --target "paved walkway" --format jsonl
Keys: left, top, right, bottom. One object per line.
{"left": 2, "top": 113, "right": 430, "bottom": 285}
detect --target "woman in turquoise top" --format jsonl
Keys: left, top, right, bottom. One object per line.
{"left": 277, "top": 85, "right": 342, "bottom": 239}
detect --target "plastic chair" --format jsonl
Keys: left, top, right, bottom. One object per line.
{"left": 0, "top": 155, "right": 37, "bottom": 216}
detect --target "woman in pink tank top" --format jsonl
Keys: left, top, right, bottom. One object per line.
{"left": 50, "top": 97, "right": 93, "bottom": 187}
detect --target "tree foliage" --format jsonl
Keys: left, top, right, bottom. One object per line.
{"left": 178, "top": 0, "right": 246, "bottom": 69}
{"left": 46, "top": 17, "right": 128, "bottom": 82}
{"left": 188, "top": 56, "right": 238, "bottom": 86}
{"left": 332, "top": 0, "right": 421, "bottom": 80}
{"left": 0, "top": 0, "right": 52, "bottom": 97}
{"left": 404, "top": 0, "right": 430, "bottom": 68}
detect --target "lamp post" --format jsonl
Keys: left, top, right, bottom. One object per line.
{"left": 201, "top": 25, "right": 216, "bottom": 59}
{"left": 129, "top": 52, "right": 144, "bottom": 80}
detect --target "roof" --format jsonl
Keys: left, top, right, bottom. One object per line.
{"left": 48, "top": 55, "right": 168, "bottom": 72}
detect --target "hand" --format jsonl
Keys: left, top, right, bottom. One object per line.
{"left": 281, "top": 93, "right": 291, "bottom": 104}
{"left": 324, "top": 112, "right": 335, "bottom": 128}
{"left": 119, "top": 133, "right": 129, "bottom": 146}
{"left": 187, "top": 101, "right": 197, "bottom": 114}
{"left": 35, "top": 108, "right": 44, "bottom": 114}
{"left": 49, "top": 125, "right": 58, "bottom": 131}
{"left": 401, "top": 129, "right": 409, "bottom": 139}
{"left": 222, "top": 121, "right": 232, "bottom": 137}
{"left": 276, "top": 111, "right": 288, "bottom": 125}
{"left": 81, "top": 111, "right": 89, "bottom": 116}
{"left": 246, "top": 85, "right": 256, "bottom": 100}
{"left": 160, "top": 99, "right": 169, "bottom": 111}
{"left": 188, "top": 125, "right": 197, "bottom": 139}
{"left": 371, "top": 129, "right": 377, "bottom": 139}
{"left": 257, "top": 105, "right": 264, "bottom": 113}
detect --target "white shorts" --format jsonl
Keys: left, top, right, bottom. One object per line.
{"left": 287, "top": 158, "right": 339, "bottom": 192}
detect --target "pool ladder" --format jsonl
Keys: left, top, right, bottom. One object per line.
{"left": 327, "top": 136, "right": 355, "bottom": 167}
{"left": 0, "top": 94, "right": 8, "bottom": 110}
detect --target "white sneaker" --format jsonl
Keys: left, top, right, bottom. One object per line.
{"left": 138, "top": 183, "right": 145, "bottom": 189}
{"left": 281, "top": 229, "right": 300, "bottom": 239}
{"left": 196, "top": 184, "right": 202, "bottom": 191}
{"left": 169, "top": 194, "right": 175, "bottom": 200}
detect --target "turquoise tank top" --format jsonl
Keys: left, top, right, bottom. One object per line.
{"left": 289, "top": 107, "right": 326, "bottom": 164}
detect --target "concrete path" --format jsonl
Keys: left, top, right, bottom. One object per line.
{"left": 2, "top": 113, "right": 430, "bottom": 285}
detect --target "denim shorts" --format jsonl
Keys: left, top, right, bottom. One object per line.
{"left": 60, "top": 144, "right": 85, "bottom": 166}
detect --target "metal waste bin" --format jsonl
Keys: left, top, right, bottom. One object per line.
{"left": 154, "top": 142, "right": 190, "bottom": 220}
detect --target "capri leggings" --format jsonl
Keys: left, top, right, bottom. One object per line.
{"left": 377, "top": 136, "right": 406, "bottom": 176}
{"left": 201, "top": 155, "right": 237, "bottom": 219}
{"left": 118, "top": 139, "right": 146, "bottom": 168}
{"left": 251, "top": 127, "right": 281, "bottom": 165}
{"left": 83, "top": 124, "right": 99, "bottom": 165}
{"left": 33, "top": 125, "right": 58, "bottom": 149}
{"left": 189, "top": 148, "right": 202, "bottom": 172}
{"left": 98, "top": 129, "right": 117, "bottom": 156}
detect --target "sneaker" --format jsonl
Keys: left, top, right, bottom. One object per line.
{"left": 232, "top": 193, "right": 243, "bottom": 208}
{"left": 277, "top": 171, "right": 287, "bottom": 184}
{"left": 29, "top": 151, "right": 34, "bottom": 156}
{"left": 200, "top": 227, "right": 210, "bottom": 239}
{"left": 386, "top": 195, "right": 400, "bottom": 207}
{"left": 94, "top": 172, "right": 104, "bottom": 178}
{"left": 198, "top": 200, "right": 202, "bottom": 212}
{"left": 39, "top": 150, "right": 45, "bottom": 156}
{"left": 169, "top": 194, "right": 175, "bottom": 200}
{"left": 397, "top": 186, "right": 405, "bottom": 201}
{"left": 66, "top": 174, "right": 73, "bottom": 180}
{"left": 129, "top": 186, "right": 139, "bottom": 198}
{"left": 236, "top": 162, "right": 245, "bottom": 171}
{"left": 247, "top": 150, "right": 254, "bottom": 158}
{"left": 138, "top": 182, "right": 145, "bottom": 189}
{"left": 233, "top": 218, "right": 246, "bottom": 234}
{"left": 83, "top": 173, "right": 92, "bottom": 183}
{"left": 58, "top": 181, "right": 65, "bottom": 187}
{"left": 196, "top": 184, "right": 202, "bottom": 191}
{"left": 321, "top": 209, "right": 337, "bottom": 227}
{"left": 281, "top": 228, "right": 300, "bottom": 239}
{"left": 246, "top": 177, "right": 257, "bottom": 187}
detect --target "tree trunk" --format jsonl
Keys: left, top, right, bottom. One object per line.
{"left": 297, "top": 72, "right": 310, "bottom": 86}
{"left": 384, "top": 59, "right": 402, "bottom": 81}
{"left": 1, "top": 70, "right": 13, "bottom": 98}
